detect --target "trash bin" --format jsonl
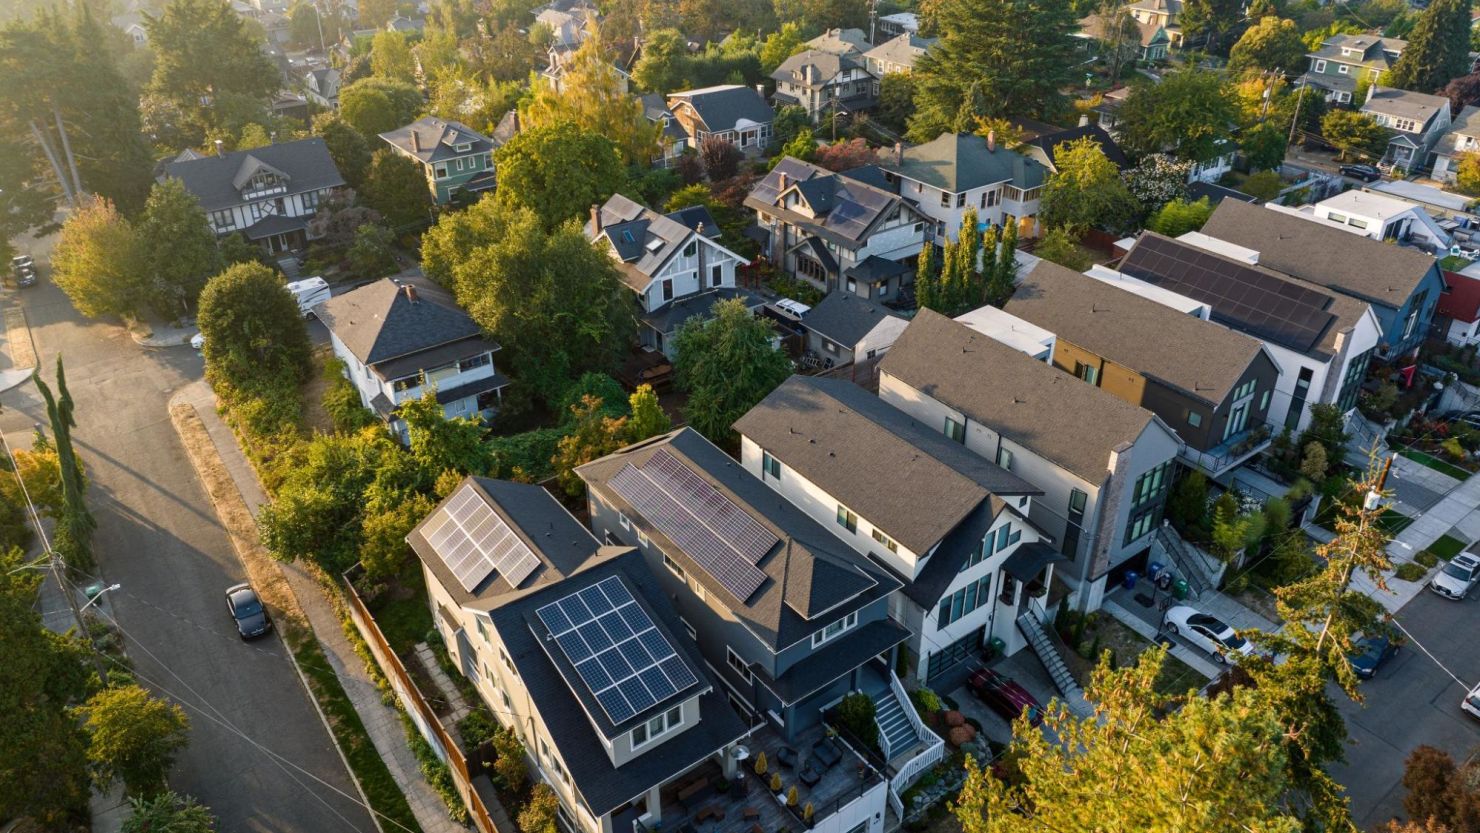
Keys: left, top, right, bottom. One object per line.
{"left": 987, "top": 637, "right": 1006, "bottom": 658}
{"left": 1172, "top": 578, "right": 1190, "bottom": 600}
{"left": 1155, "top": 571, "right": 1174, "bottom": 592}
{"left": 1122, "top": 570, "right": 1139, "bottom": 590}
{"left": 1147, "top": 561, "right": 1164, "bottom": 580}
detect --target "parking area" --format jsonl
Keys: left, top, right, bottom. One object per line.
{"left": 946, "top": 650, "right": 1062, "bottom": 744}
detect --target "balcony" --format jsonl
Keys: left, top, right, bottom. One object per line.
{"left": 1179, "top": 421, "right": 1273, "bottom": 478}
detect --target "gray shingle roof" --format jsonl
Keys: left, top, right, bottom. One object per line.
{"left": 1006, "top": 261, "right": 1267, "bottom": 407}
{"left": 877, "top": 309, "right": 1165, "bottom": 484}
{"left": 378, "top": 117, "right": 494, "bottom": 165}
{"left": 734, "top": 376, "right": 1039, "bottom": 556}
{"left": 640, "top": 287, "right": 766, "bottom": 335}
{"left": 314, "top": 278, "right": 494, "bottom": 371}
{"left": 666, "top": 85, "right": 774, "bottom": 133}
{"left": 1306, "top": 34, "right": 1405, "bottom": 69}
{"left": 1440, "top": 106, "right": 1480, "bottom": 156}
{"left": 805, "top": 28, "right": 871, "bottom": 55}
{"left": 159, "top": 137, "right": 344, "bottom": 213}
{"left": 800, "top": 292, "right": 903, "bottom": 348}
{"left": 1200, "top": 199, "right": 1439, "bottom": 310}
{"left": 1361, "top": 86, "right": 1450, "bottom": 128}
{"left": 877, "top": 133, "right": 1047, "bottom": 192}
{"left": 587, "top": 194, "right": 697, "bottom": 290}
{"left": 862, "top": 33, "right": 934, "bottom": 70}
{"left": 744, "top": 157, "right": 910, "bottom": 248}
{"left": 772, "top": 49, "right": 862, "bottom": 88}
{"left": 1023, "top": 123, "right": 1130, "bottom": 172}
{"left": 576, "top": 428, "right": 902, "bottom": 651}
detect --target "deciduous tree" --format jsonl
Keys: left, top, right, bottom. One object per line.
{"left": 1116, "top": 69, "right": 1237, "bottom": 163}
{"left": 146, "top": 0, "right": 279, "bottom": 129}
{"left": 1441, "top": 72, "right": 1480, "bottom": 113}
{"left": 1322, "top": 109, "right": 1389, "bottom": 162}
{"left": 361, "top": 148, "right": 433, "bottom": 231}
{"left": 759, "top": 23, "right": 805, "bottom": 73}
{"left": 493, "top": 122, "right": 626, "bottom": 230}
{"left": 51, "top": 196, "right": 149, "bottom": 319}
{"left": 1228, "top": 17, "right": 1307, "bottom": 73}
{"left": 1146, "top": 196, "right": 1213, "bottom": 236}
{"left": 139, "top": 178, "right": 222, "bottom": 315}
{"left": 521, "top": 37, "right": 660, "bottom": 167}
{"left": 313, "top": 113, "right": 373, "bottom": 188}
{"left": 627, "top": 384, "right": 672, "bottom": 441}
{"left": 672, "top": 298, "right": 791, "bottom": 444}
{"left": 1457, "top": 151, "right": 1480, "bottom": 195}
{"left": 339, "top": 77, "right": 423, "bottom": 139}
{"left": 122, "top": 791, "right": 218, "bottom": 833}
{"left": 79, "top": 684, "right": 190, "bottom": 797}
{"left": 197, "top": 262, "right": 313, "bottom": 402}
{"left": 1033, "top": 225, "right": 1091, "bottom": 271}
{"left": 699, "top": 136, "right": 741, "bottom": 180}
{"left": 633, "top": 27, "right": 689, "bottom": 94}
{"left": 370, "top": 30, "right": 416, "bottom": 82}
{"left": 1177, "top": 0, "right": 1244, "bottom": 55}
{"left": 1040, "top": 137, "right": 1141, "bottom": 233}
{"left": 553, "top": 395, "right": 630, "bottom": 496}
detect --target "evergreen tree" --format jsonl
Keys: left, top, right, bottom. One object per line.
{"left": 1388, "top": 0, "right": 1473, "bottom": 93}
{"left": 138, "top": 179, "right": 222, "bottom": 315}
{"left": 984, "top": 221, "right": 1018, "bottom": 306}
{"left": 958, "top": 208, "right": 983, "bottom": 307}
{"left": 915, "top": 242, "right": 937, "bottom": 311}
{"left": 978, "top": 225, "right": 1000, "bottom": 306}
{"left": 145, "top": 0, "right": 280, "bottom": 131}
{"left": 34, "top": 358, "right": 95, "bottom": 576}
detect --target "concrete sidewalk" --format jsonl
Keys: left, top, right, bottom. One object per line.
{"left": 1100, "top": 598, "right": 1223, "bottom": 680}
{"left": 171, "top": 380, "right": 465, "bottom": 833}
{"left": 1351, "top": 472, "right": 1480, "bottom": 615}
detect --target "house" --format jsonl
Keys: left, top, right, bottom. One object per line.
{"left": 771, "top": 49, "right": 876, "bottom": 123}
{"left": 1368, "top": 179, "right": 1478, "bottom": 222}
{"left": 410, "top": 478, "right": 753, "bottom": 833}
{"left": 1092, "top": 86, "right": 1133, "bottom": 132}
{"left": 953, "top": 304, "right": 1057, "bottom": 361}
{"left": 845, "top": 132, "right": 1048, "bottom": 241}
{"left": 1439, "top": 265, "right": 1480, "bottom": 345}
{"left": 110, "top": 11, "right": 149, "bottom": 45}
{"left": 1304, "top": 190, "right": 1453, "bottom": 253}
{"left": 862, "top": 33, "right": 934, "bottom": 78}
{"left": 315, "top": 279, "right": 508, "bottom": 439}
{"left": 1124, "top": 0, "right": 1184, "bottom": 47}
{"left": 541, "top": 46, "right": 632, "bottom": 95}
{"left": 640, "top": 93, "right": 688, "bottom": 167}
{"left": 586, "top": 195, "right": 756, "bottom": 357}
{"left": 1360, "top": 86, "right": 1451, "bottom": 175}
{"left": 797, "top": 291, "right": 908, "bottom": 365}
{"left": 1005, "top": 262, "right": 1281, "bottom": 478}
{"left": 805, "top": 28, "right": 872, "bottom": 56}
{"left": 1431, "top": 105, "right": 1480, "bottom": 185}
{"left": 1019, "top": 121, "right": 1131, "bottom": 174}
{"left": 577, "top": 427, "right": 942, "bottom": 817}
{"left": 878, "top": 309, "right": 1183, "bottom": 612}
{"left": 379, "top": 117, "right": 495, "bottom": 204}
{"left": 1200, "top": 199, "right": 1446, "bottom": 358}
{"left": 304, "top": 67, "right": 341, "bottom": 108}
{"left": 158, "top": 137, "right": 344, "bottom": 255}
{"left": 735, "top": 375, "right": 1057, "bottom": 685}
{"left": 876, "top": 12, "right": 919, "bottom": 39}
{"left": 1077, "top": 12, "right": 1170, "bottom": 63}
{"left": 384, "top": 13, "right": 424, "bottom": 33}
{"left": 666, "top": 86, "right": 775, "bottom": 157}
{"left": 745, "top": 157, "right": 927, "bottom": 297}
{"left": 535, "top": 2, "right": 598, "bottom": 48}
{"left": 1301, "top": 34, "right": 1404, "bottom": 104}
{"left": 1117, "top": 232, "right": 1384, "bottom": 433}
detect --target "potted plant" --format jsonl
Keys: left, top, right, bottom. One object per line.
{"left": 787, "top": 786, "right": 799, "bottom": 808}
{"left": 754, "top": 751, "right": 768, "bottom": 777}
{"left": 770, "top": 773, "right": 783, "bottom": 795}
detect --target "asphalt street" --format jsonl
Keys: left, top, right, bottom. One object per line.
{"left": 1332, "top": 588, "right": 1480, "bottom": 829}
{"left": 5, "top": 239, "right": 374, "bottom": 832}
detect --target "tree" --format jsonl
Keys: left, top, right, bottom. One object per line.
{"left": 1229, "top": 17, "right": 1307, "bottom": 73}
{"left": 633, "top": 28, "right": 689, "bottom": 94}
{"left": 1146, "top": 197, "right": 1213, "bottom": 237}
{"left": 1456, "top": 151, "right": 1480, "bottom": 196}
{"left": 521, "top": 37, "right": 661, "bottom": 167}
{"left": 1403, "top": 746, "right": 1460, "bottom": 827}
{"left": 1241, "top": 121, "right": 1290, "bottom": 172}
{"left": 339, "top": 77, "right": 423, "bottom": 139}
{"left": 313, "top": 114, "right": 373, "bottom": 189}
{"left": 759, "top": 22, "right": 806, "bottom": 73}
{"left": 1322, "top": 109, "right": 1389, "bottom": 162}
{"left": 1388, "top": 0, "right": 1472, "bottom": 94}
{"left": 146, "top": 0, "right": 279, "bottom": 129}
{"left": 1116, "top": 69, "right": 1238, "bottom": 164}
{"left": 122, "top": 791, "right": 218, "bottom": 833}
{"left": 35, "top": 358, "right": 96, "bottom": 576}
{"left": 876, "top": 72, "right": 918, "bottom": 134}
{"left": 907, "top": 0, "right": 1081, "bottom": 139}
{"left": 52, "top": 196, "right": 148, "bottom": 319}
{"left": 1083, "top": 0, "right": 1141, "bottom": 85}
{"left": 1243, "top": 168, "right": 1285, "bottom": 201}
{"left": 79, "top": 684, "right": 190, "bottom": 797}
{"left": 1177, "top": 0, "right": 1244, "bottom": 55}
{"left": 700, "top": 136, "right": 741, "bottom": 180}
{"left": 287, "top": 1, "right": 324, "bottom": 50}
{"left": 491, "top": 725, "right": 528, "bottom": 792}
{"left": 493, "top": 122, "right": 627, "bottom": 230}
{"left": 361, "top": 148, "right": 433, "bottom": 231}
{"left": 1300, "top": 441, "right": 1329, "bottom": 482}
{"left": 814, "top": 138, "right": 878, "bottom": 172}
{"left": 370, "top": 30, "right": 416, "bottom": 82}
{"left": 627, "top": 384, "right": 672, "bottom": 442}
{"left": 952, "top": 651, "right": 1303, "bottom": 833}
{"left": 1121, "top": 154, "right": 1191, "bottom": 212}
{"left": 519, "top": 783, "right": 560, "bottom": 833}
{"left": 984, "top": 221, "right": 1018, "bottom": 307}
{"left": 553, "top": 395, "right": 630, "bottom": 496}
{"left": 346, "top": 223, "right": 398, "bottom": 277}
{"left": 673, "top": 298, "right": 792, "bottom": 444}
{"left": 197, "top": 263, "right": 313, "bottom": 402}
{"left": 421, "top": 200, "right": 634, "bottom": 403}
{"left": 260, "top": 427, "right": 402, "bottom": 569}
{"left": 1440, "top": 72, "right": 1480, "bottom": 113}
{"left": 774, "top": 128, "right": 817, "bottom": 165}
{"left": 138, "top": 179, "right": 223, "bottom": 315}
{"left": 1034, "top": 226, "right": 1091, "bottom": 271}
{"left": 1040, "top": 137, "right": 1142, "bottom": 233}
{"left": 358, "top": 0, "right": 399, "bottom": 28}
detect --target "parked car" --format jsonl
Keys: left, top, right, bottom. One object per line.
{"left": 1340, "top": 164, "right": 1381, "bottom": 182}
{"left": 286, "top": 276, "right": 331, "bottom": 318}
{"left": 225, "top": 582, "right": 271, "bottom": 639}
{"left": 1161, "top": 605, "right": 1255, "bottom": 664}
{"left": 967, "top": 667, "right": 1045, "bottom": 726}
{"left": 10, "top": 254, "right": 36, "bottom": 287}
{"left": 1430, "top": 552, "right": 1480, "bottom": 600}
{"left": 1348, "top": 631, "right": 1399, "bottom": 679}
{"left": 1464, "top": 683, "right": 1480, "bottom": 720}
{"left": 190, "top": 332, "right": 205, "bottom": 350}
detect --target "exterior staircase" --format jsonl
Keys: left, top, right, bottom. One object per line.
{"left": 871, "top": 686, "right": 920, "bottom": 757}
{"left": 1016, "top": 605, "right": 1082, "bottom": 703}
{"left": 1152, "top": 523, "right": 1221, "bottom": 599}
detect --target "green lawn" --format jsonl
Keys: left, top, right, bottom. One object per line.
{"left": 1398, "top": 448, "right": 1472, "bottom": 481}
{"left": 1378, "top": 508, "right": 1415, "bottom": 535}
{"left": 1426, "top": 533, "right": 1468, "bottom": 561}
{"left": 367, "top": 571, "right": 434, "bottom": 656}
{"left": 1153, "top": 653, "right": 1206, "bottom": 699}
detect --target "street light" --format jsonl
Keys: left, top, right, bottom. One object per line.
{"left": 79, "top": 583, "right": 120, "bottom": 614}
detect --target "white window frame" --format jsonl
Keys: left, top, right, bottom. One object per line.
{"left": 811, "top": 609, "right": 859, "bottom": 647}
{"left": 726, "top": 646, "right": 752, "bottom": 681}
{"left": 662, "top": 552, "right": 686, "bottom": 579}
{"left": 1314, "top": 59, "right": 1327, "bottom": 72}
{"left": 619, "top": 512, "right": 630, "bottom": 530}
{"left": 630, "top": 705, "right": 684, "bottom": 750}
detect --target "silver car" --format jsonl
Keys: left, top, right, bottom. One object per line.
{"left": 1431, "top": 553, "right": 1480, "bottom": 600}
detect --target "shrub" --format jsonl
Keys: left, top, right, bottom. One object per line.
{"left": 1395, "top": 562, "right": 1427, "bottom": 581}
{"left": 519, "top": 784, "right": 559, "bottom": 833}
{"left": 457, "top": 710, "right": 497, "bottom": 750}
{"left": 948, "top": 725, "right": 977, "bottom": 747}
{"left": 1416, "top": 550, "right": 1440, "bottom": 568}
{"left": 911, "top": 688, "right": 943, "bottom": 716}
{"left": 837, "top": 692, "right": 878, "bottom": 748}
{"left": 322, "top": 358, "right": 378, "bottom": 433}
{"left": 491, "top": 726, "right": 528, "bottom": 792}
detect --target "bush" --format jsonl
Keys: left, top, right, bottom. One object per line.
{"left": 457, "top": 710, "right": 497, "bottom": 750}
{"left": 519, "top": 784, "right": 559, "bottom": 833}
{"left": 1395, "top": 562, "right": 1428, "bottom": 581}
{"left": 322, "top": 358, "right": 378, "bottom": 433}
{"left": 1415, "top": 550, "right": 1440, "bottom": 568}
{"left": 491, "top": 726, "right": 528, "bottom": 793}
{"left": 837, "top": 692, "right": 878, "bottom": 748}
{"left": 911, "top": 688, "right": 943, "bottom": 716}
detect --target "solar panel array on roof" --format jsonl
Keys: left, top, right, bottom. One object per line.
{"left": 609, "top": 450, "right": 774, "bottom": 600}
{"left": 1121, "top": 234, "right": 1337, "bottom": 355}
{"left": 422, "top": 485, "right": 541, "bottom": 591}
{"left": 536, "top": 575, "right": 700, "bottom": 724}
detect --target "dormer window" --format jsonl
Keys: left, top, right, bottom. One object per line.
{"left": 630, "top": 705, "right": 683, "bottom": 749}
{"left": 812, "top": 609, "right": 859, "bottom": 647}
{"left": 456, "top": 142, "right": 472, "bottom": 152}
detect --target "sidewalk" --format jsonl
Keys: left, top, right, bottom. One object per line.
{"left": 171, "top": 380, "right": 464, "bottom": 833}
{"left": 1100, "top": 598, "right": 1223, "bottom": 680}
{"left": 1351, "top": 472, "right": 1480, "bottom": 615}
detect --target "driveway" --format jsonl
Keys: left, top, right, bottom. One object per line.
{"left": 3, "top": 237, "right": 374, "bottom": 832}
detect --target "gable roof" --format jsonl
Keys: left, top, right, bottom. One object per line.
{"left": 1440, "top": 106, "right": 1480, "bottom": 157}
{"left": 876, "top": 132, "right": 1047, "bottom": 192}
{"left": 773, "top": 49, "right": 862, "bottom": 88}
{"left": 878, "top": 310, "right": 1168, "bottom": 483}
{"left": 806, "top": 27, "right": 871, "bottom": 55}
{"left": 159, "top": 137, "right": 344, "bottom": 212}
{"left": 862, "top": 33, "right": 934, "bottom": 69}
{"left": 586, "top": 194, "right": 747, "bottom": 292}
{"left": 1361, "top": 86, "right": 1450, "bottom": 128}
{"left": 666, "top": 85, "right": 774, "bottom": 133}
{"left": 745, "top": 157, "right": 913, "bottom": 248}
{"left": 1021, "top": 122, "right": 1131, "bottom": 172}
{"left": 577, "top": 428, "right": 902, "bottom": 650}
{"left": 735, "top": 376, "right": 1039, "bottom": 556}
{"left": 314, "top": 278, "right": 493, "bottom": 370}
{"left": 1200, "top": 199, "right": 1439, "bottom": 310}
{"left": 1006, "top": 261, "right": 1267, "bottom": 407}
{"left": 379, "top": 117, "right": 494, "bottom": 165}
{"left": 801, "top": 291, "right": 904, "bottom": 348}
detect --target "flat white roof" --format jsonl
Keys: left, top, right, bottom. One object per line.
{"left": 1176, "top": 231, "right": 1260, "bottom": 264}
{"left": 1315, "top": 189, "right": 1421, "bottom": 222}
{"left": 953, "top": 305, "right": 1055, "bottom": 358}
{"left": 1369, "top": 180, "right": 1475, "bottom": 213}
{"left": 1081, "top": 264, "right": 1211, "bottom": 317}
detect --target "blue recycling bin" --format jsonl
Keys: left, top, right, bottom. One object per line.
{"left": 1122, "top": 570, "right": 1140, "bottom": 590}
{"left": 1146, "top": 561, "right": 1165, "bottom": 580}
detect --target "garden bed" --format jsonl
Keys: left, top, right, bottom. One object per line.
{"left": 1425, "top": 533, "right": 1467, "bottom": 561}
{"left": 1398, "top": 448, "right": 1471, "bottom": 480}
{"left": 1057, "top": 612, "right": 1207, "bottom": 698}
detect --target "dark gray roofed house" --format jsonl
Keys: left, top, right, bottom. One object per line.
{"left": 771, "top": 49, "right": 875, "bottom": 121}
{"left": 640, "top": 93, "right": 689, "bottom": 166}
{"left": 862, "top": 33, "right": 934, "bottom": 76}
{"left": 1020, "top": 122, "right": 1131, "bottom": 173}
{"left": 316, "top": 279, "right": 508, "bottom": 439}
{"left": 379, "top": 117, "right": 496, "bottom": 204}
{"left": 666, "top": 86, "right": 775, "bottom": 157}
{"left": 797, "top": 291, "right": 907, "bottom": 365}
{"left": 1359, "top": 86, "right": 1453, "bottom": 175}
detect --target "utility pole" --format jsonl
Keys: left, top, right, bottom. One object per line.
{"left": 1287, "top": 80, "right": 1307, "bottom": 148}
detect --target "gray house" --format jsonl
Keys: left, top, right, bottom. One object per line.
{"left": 379, "top": 117, "right": 496, "bottom": 204}
{"left": 666, "top": 86, "right": 775, "bottom": 157}
{"left": 771, "top": 49, "right": 876, "bottom": 123}
{"left": 877, "top": 309, "right": 1183, "bottom": 613}
{"left": 799, "top": 291, "right": 908, "bottom": 365}
{"left": 1360, "top": 86, "right": 1452, "bottom": 175}
{"left": 1301, "top": 34, "right": 1405, "bottom": 104}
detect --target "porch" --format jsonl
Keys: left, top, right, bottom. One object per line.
{"left": 1179, "top": 421, "right": 1273, "bottom": 478}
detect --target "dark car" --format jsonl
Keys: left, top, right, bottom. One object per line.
{"left": 10, "top": 255, "right": 36, "bottom": 288}
{"left": 225, "top": 582, "right": 271, "bottom": 639}
{"left": 967, "top": 668, "right": 1044, "bottom": 727}
{"left": 1340, "top": 164, "right": 1381, "bottom": 182}
{"left": 1348, "top": 632, "right": 1399, "bottom": 679}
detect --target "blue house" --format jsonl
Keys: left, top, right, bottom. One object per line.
{"left": 1202, "top": 199, "right": 1444, "bottom": 360}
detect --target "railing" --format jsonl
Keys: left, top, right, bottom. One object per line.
{"left": 875, "top": 714, "right": 892, "bottom": 760}
{"left": 1155, "top": 523, "right": 1208, "bottom": 599}
{"left": 1019, "top": 600, "right": 1083, "bottom": 701}
{"left": 887, "top": 669, "right": 939, "bottom": 756}
{"left": 1179, "top": 422, "right": 1274, "bottom": 476}
{"left": 887, "top": 786, "right": 905, "bottom": 820}
{"left": 889, "top": 741, "right": 944, "bottom": 795}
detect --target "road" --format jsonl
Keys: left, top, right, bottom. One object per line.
{"left": 1331, "top": 588, "right": 1480, "bottom": 829}
{"left": 5, "top": 238, "right": 375, "bottom": 832}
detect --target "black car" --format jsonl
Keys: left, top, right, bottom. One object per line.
{"left": 1348, "top": 632, "right": 1399, "bottom": 679}
{"left": 1340, "top": 164, "right": 1381, "bottom": 182}
{"left": 10, "top": 255, "right": 36, "bottom": 288}
{"left": 225, "top": 582, "right": 272, "bottom": 639}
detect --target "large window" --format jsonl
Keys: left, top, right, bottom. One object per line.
{"left": 1074, "top": 361, "right": 1099, "bottom": 385}
{"left": 936, "top": 575, "right": 993, "bottom": 629}
{"left": 1125, "top": 505, "right": 1160, "bottom": 545}
{"left": 662, "top": 552, "right": 686, "bottom": 580}
{"left": 996, "top": 447, "right": 1014, "bottom": 471}
{"left": 1402, "top": 290, "right": 1429, "bottom": 342}
{"left": 762, "top": 450, "right": 781, "bottom": 480}
{"left": 1286, "top": 367, "right": 1313, "bottom": 430}
{"left": 944, "top": 416, "right": 966, "bottom": 443}
{"left": 1131, "top": 462, "right": 1172, "bottom": 508}
{"left": 871, "top": 527, "right": 899, "bottom": 553}
{"left": 811, "top": 610, "right": 859, "bottom": 646}
{"left": 1062, "top": 488, "right": 1087, "bottom": 559}
{"left": 837, "top": 505, "right": 858, "bottom": 533}
{"left": 630, "top": 705, "right": 683, "bottom": 749}
{"left": 726, "top": 647, "right": 752, "bottom": 681}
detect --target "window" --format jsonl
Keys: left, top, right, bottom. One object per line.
{"left": 459, "top": 353, "right": 491, "bottom": 372}
{"left": 1125, "top": 505, "right": 1160, "bottom": 544}
{"left": 1062, "top": 488, "right": 1087, "bottom": 558}
{"left": 618, "top": 512, "right": 630, "bottom": 530}
{"left": 846, "top": 277, "right": 857, "bottom": 293}
{"left": 1131, "top": 461, "right": 1171, "bottom": 507}
{"left": 878, "top": 283, "right": 888, "bottom": 298}
{"left": 1074, "top": 361, "right": 1099, "bottom": 385}
{"left": 871, "top": 528, "right": 899, "bottom": 553}
{"left": 476, "top": 615, "right": 489, "bottom": 643}
{"left": 631, "top": 705, "right": 684, "bottom": 749}
{"left": 1314, "top": 59, "right": 1327, "bottom": 72}
{"left": 935, "top": 575, "right": 993, "bottom": 628}
{"left": 1286, "top": 367, "right": 1314, "bottom": 430}
{"left": 762, "top": 450, "right": 781, "bottom": 480}
{"left": 501, "top": 649, "right": 515, "bottom": 673}
{"left": 996, "top": 447, "right": 1013, "bottom": 470}
{"left": 638, "top": 530, "right": 650, "bottom": 548}
{"left": 661, "top": 279, "right": 674, "bottom": 302}
{"left": 944, "top": 416, "right": 965, "bottom": 443}
{"left": 210, "top": 209, "right": 234, "bottom": 228}
{"left": 962, "top": 532, "right": 995, "bottom": 572}
{"left": 823, "top": 339, "right": 838, "bottom": 354}
{"left": 981, "top": 190, "right": 999, "bottom": 209}
{"left": 662, "top": 552, "right": 686, "bottom": 579}
{"left": 836, "top": 505, "right": 858, "bottom": 533}
{"left": 1402, "top": 290, "right": 1428, "bottom": 341}
{"left": 726, "top": 647, "right": 752, "bottom": 681}
{"left": 1337, "top": 64, "right": 1349, "bottom": 74}
{"left": 1259, "top": 390, "right": 1270, "bottom": 411}
{"left": 683, "top": 241, "right": 697, "bottom": 258}
{"left": 712, "top": 264, "right": 723, "bottom": 287}
{"left": 812, "top": 610, "right": 859, "bottom": 646}
{"left": 1394, "top": 118, "right": 1415, "bottom": 132}
{"left": 955, "top": 192, "right": 966, "bottom": 208}
{"left": 940, "top": 190, "right": 951, "bottom": 207}
{"left": 1187, "top": 410, "right": 1203, "bottom": 428}
{"left": 435, "top": 164, "right": 448, "bottom": 178}
{"left": 454, "top": 158, "right": 464, "bottom": 171}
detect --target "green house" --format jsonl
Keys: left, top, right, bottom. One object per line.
{"left": 379, "top": 117, "right": 496, "bottom": 205}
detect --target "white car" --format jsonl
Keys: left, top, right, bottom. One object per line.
{"left": 190, "top": 331, "right": 205, "bottom": 350}
{"left": 1430, "top": 553, "right": 1480, "bottom": 600}
{"left": 1464, "top": 683, "right": 1480, "bottom": 720}
{"left": 1162, "top": 605, "right": 1255, "bottom": 664}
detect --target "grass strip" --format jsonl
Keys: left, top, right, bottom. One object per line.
{"left": 1397, "top": 448, "right": 1471, "bottom": 481}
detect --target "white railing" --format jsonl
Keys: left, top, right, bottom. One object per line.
{"left": 886, "top": 669, "right": 945, "bottom": 792}
{"left": 876, "top": 717, "right": 892, "bottom": 760}
{"left": 887, "top": 669, "right": 936, "bottom": 750}
{"left": 886, "top": 784, "right": 904, "bottom": 819}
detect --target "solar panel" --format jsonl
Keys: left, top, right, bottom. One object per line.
{"left": 537, "top": 576, "right": 699, "bottom": 725}
{"left": 424, "top": 484, "right": 541, "bottom": 592}
{"left": 608, "top": 452, "right": 772, "bottom": 601}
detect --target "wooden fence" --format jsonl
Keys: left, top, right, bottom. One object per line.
{"left": 342, "top": 570, "right": 502, "bottom": 833}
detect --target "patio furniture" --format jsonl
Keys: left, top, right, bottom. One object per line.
{"left": 695, "top": 805, "right": 725, "bottom": 823}
{"left": 799, "top": 760, "right": 822, "bottom": 787}
{"left": 742, "top": 808, "right": 760, "bottom": 821}
{"left": 811, "top": 738, "right": 842, "bottom": 769}
{"left": 677, "top": 777, "right": 714, "bottom": 812}
{"left": 776, "top": 746, "right": 798, "bottom": 769}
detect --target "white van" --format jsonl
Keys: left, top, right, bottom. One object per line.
{"left": 286, "top": 277, "right": 331, "bottom": 318}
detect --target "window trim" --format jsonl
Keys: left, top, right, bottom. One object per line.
{"left": 631, "top": 705, "right": 684, "bottom": 750}
{"left": 836, "top": 505, "right": 858, "bottom": 533}
{"left": 811, "top": 610, "right": 859, "bottom": 647}
{"left": 726, "top": 646, "right": 752, "bottom": 681}
{"left": 662, "top": 552, "right": 686, "bottom": 580}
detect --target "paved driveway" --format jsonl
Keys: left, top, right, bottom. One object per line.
{"left": 3, "top": 239, "right": 374, "bottom": 832}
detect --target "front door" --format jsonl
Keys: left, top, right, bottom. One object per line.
{"left": 1224, "top": 400, "right": 1250, "bottom": 441}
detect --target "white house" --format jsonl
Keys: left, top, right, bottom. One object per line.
{"left": 666, "top": 86, "right": 775, "bottom": 158}
{"left": 1306, "top": 190, "right": 1452, "bottom": 252}
{"left": 1430, "top": 105, "right": 1480, "bottom": 185}
{"left": 798, "top": 291, "right": 908, "bottom": 366}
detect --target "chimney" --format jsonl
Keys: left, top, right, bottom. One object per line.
{"left": 403, "top": 284, "right": 418, "bottom": 303}
{"left": 778, "top": 171, "right": 790, "bottom": 191}
{"left": 411, "top": 130, "right": 421, "bottom": 152}
{"left": 591, "top": 203, "right": 602, "bottom": 233}
{"left": 755, "top": 83, "right": 765, "bottom": 98}
{"left": 987, "top": 130, "right": 996, "bottom": 152}
{"left": 893, "top": 141, "right": 903, "bottom": 166}
{"left": 214, "top": 139, "right": 225, "bottom": 156}
{"left": 1078, "top": 114, "right": 1089, "bottom": 127}
{"left": 696, "top": 222, "right": 706, "bottom": 236}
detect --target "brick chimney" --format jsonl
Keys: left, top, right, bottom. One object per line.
{"left": 403, "top": 283, "right": 418, "bottom": 303}
{"left": 893, "top": 141, "right": 903, "bottom": 166}
{"left": 591, "top": 204, "right": 602, "bottom": 233}
{"left": 778, "top": 171, "right": 790, "bottom": 192}
{"left": 987, "top": 130, "right": 996, "bottom": 152}
{"left": 410, "top": 130, "right": 421, "bottom": 152}
{"left": 214, "top": 139, "right": 225, "bottom": 156}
